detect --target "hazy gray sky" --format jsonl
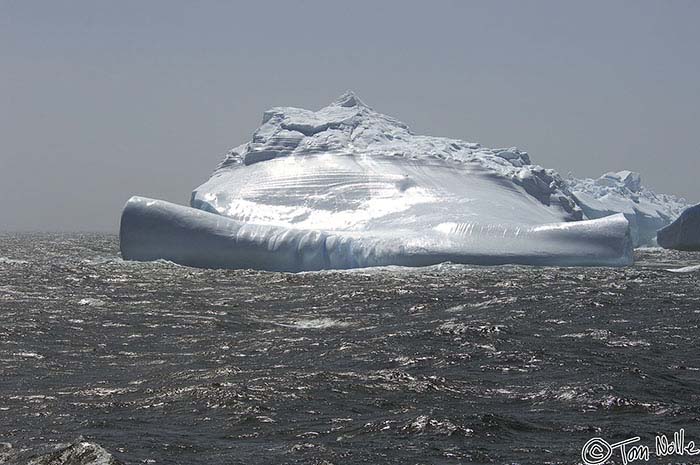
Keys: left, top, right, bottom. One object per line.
{"left": 2, "top": 0, "right": 698, "bottom": 232}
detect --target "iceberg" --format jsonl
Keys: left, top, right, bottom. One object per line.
{"left": 566, "top": 171, "right": 687, "bottom": 246}
{"left": 120, "top": 91, "right": 634, "bottom": 270}
{"left": 657, "top": 204, "right": 700, "bottom": 251}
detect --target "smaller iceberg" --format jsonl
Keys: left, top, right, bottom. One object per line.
{"left": 657, "top": 204, "right": 700, "bottom": 251}
{"left": 566, "top": 171, "right": 687, "bottom": 247}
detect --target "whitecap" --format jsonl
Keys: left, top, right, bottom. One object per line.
{"left": 665, "top": 265, "right": 700, "bottom": 273}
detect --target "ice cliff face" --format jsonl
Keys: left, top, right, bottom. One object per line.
{"left": 119, "top": 91, "right": 635, "bottom": 270}
{"left": 657, "top": 204, "right": 700, "bottom": 251}
{"left": 567, "top": 171, "right": 688, "bottom": 246}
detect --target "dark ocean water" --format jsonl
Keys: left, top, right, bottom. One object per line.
{"left": 1, "top": 233, "right": 699, "bottom": 465}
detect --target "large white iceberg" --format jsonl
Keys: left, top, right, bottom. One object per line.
{"left": 120, "top": 92, "right": 634, "bottom": 270}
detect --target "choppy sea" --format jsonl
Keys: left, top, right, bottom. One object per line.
{"left": 1, "top": 233, "right": 699, "bottom": 464}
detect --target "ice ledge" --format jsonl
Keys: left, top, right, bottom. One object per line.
{"left": 120, "top": 196, "right": 633, "bottom": 271}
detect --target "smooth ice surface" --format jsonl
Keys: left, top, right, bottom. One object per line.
{"left": 120, "top": 196, "right": 632, "bottom": 271}
{"left": 122, "top": 92, "right": 636, "bottom": 269}
{"left": 567, "top": 171, "right": 687, "bottom": 246}
{"left": 657, "top": 204, "right": 700, "bottom": 251}
{"left": 192, "top": 92, "right": 583, "bottom": 228}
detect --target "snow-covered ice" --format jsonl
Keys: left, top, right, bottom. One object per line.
{"left": 567, "top": 171, "right": 687, "bottom": 246}
{"left": 192, "top": 92, "right": 583, "bottom": 226}
{"left": 121, "top": 92, "right": 640, "bottom": 270}
{"left": 657, "top": 204, "right": 700, "bottom": 251}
